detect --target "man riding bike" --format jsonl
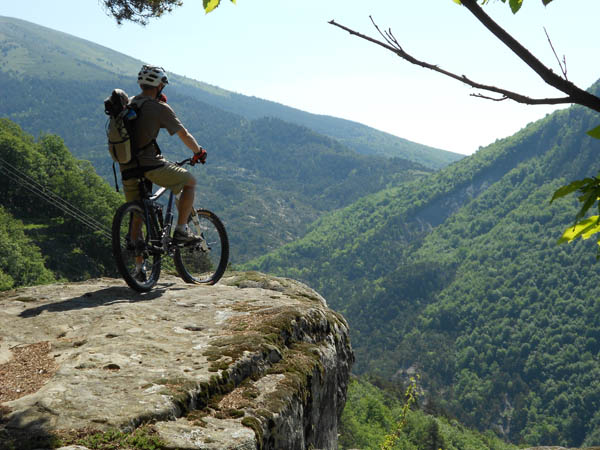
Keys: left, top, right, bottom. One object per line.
{"left": 120, "top": 65, "right": 207, "bottom": 246}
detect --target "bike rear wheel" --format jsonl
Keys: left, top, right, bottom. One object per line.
{"left": 174, "top": 209, "right": 229, "bottom": 285}
{"left": 112, "top": 201, "right": 161, "bottom": 292}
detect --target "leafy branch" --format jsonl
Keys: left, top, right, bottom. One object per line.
{"left": 551, "top": 174, "right": 600, "bottom": 256}
{"left": 380, "top": 375, "right": 420, "bottom": 450}
{"left": 101, "top": 0, "right": 236, "bottom": 24}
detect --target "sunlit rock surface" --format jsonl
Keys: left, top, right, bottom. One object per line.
{"left": 0, "top": 272, "right": 353, "bottom": 449}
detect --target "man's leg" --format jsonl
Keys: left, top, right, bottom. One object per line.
{"left": 177, "top": 177, "right": 196, "bottom": 226}
{"left": 145, "top": 164, "right": 198, "bottom": 242}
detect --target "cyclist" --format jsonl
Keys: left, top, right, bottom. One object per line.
{"left": 120, "top": 64, "right": 207, "bottom": 244}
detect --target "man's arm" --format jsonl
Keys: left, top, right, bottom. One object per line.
{"left": 176, "top": 128, "right": 203, "bottom": 154}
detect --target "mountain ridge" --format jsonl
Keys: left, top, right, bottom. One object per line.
{"left": 0, "top": 15, "right": 463, "bottom": 169}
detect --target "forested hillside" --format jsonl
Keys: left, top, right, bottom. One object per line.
{"left": 340, "top": 376, "right": 518, "bottom": 450}
{"left": 0, "top": 119, "right": 121, "bottom": 286}
{"left": 250, "top": 87, "right": 600, "bottom": 446}
{"left": 0, "top": 16, "right": 445, "bottom": 263}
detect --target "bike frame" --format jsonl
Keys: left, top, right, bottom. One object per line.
{"left": 135, "top": 158, "right": 191, "bottom": 255}
{"left": 114, "top": 157, "right": 227, "bottom": 292}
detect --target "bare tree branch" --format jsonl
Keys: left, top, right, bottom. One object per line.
{"left": 329, "top": 0, "right": 600, "bottom": 114}
{"left": 544, "top": 27, "right": 568, "bottom": 81}
{"left": 458, "top": 0, "right": 600, "bottom": 112}
{"left": 328, "top": 19, "right": 573, "bottom": 108}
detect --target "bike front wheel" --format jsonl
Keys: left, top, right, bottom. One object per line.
{"left": 173, "top": 209, "right": 229, "bottom": 285}
{"left": 112, "top": 201, "right": 162, "bottom": 292}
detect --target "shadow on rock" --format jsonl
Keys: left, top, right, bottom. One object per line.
{"left": 0, "top": 409, "right": 59, "bottom": 450}
{"left": 18, "top": 283, "right": 174, "bottom": 318}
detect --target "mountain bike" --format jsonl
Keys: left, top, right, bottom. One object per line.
{"left": 111, "top": 158, "right": 229, "bottom": 292}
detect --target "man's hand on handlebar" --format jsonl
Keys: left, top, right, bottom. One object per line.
{"left": 192, "top": 148, "right": 207, "bottom": 165}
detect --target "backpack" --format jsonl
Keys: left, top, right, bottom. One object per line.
{"left": 104, "top": 89, "right": 148, "bottom": 164}
{"left": 104, "top": 89, "right": 151, "bottom": 191}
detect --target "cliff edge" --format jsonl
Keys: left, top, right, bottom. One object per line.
{"left": 0, "top": 272, "right": 353, "bottom": 449}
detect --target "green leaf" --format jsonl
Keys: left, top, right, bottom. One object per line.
{"left": 575, "top": 191, "right": 598, "bottom": 221}
{"left": 203, "top": 0, "right": 220, "bottom": 13}
{"left": 542, "top": 0, "right": 553, "bottom": 5}
{"left": 452, "top": 0, "right": 462, "bottom": 4}
{"left": 550, "top": 178, "right": 594, "bottom": 203}
{"left": 203, "top": 0, "right": 235, "bottom": 13}
{"left": 509, "top": 0, "right": 523, "bottom": 13}
{"left": 582, "top": 222, "right": 600, "bottom": 240}
{"left": 558, "top": 216, "right": 600, "bottom": 244}
{"left": 586, "top": 125, "right": 600, "bottom": 140}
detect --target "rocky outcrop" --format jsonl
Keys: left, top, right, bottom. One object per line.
{"left": 0, "top": 272, "right": 353, "bottom": 449}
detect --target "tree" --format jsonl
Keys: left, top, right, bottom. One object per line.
{"left": 329, "top": 0, "right": 600, "bottom": 113}
{"left": 102, "top": 0, "right": 235, "bottom": 24}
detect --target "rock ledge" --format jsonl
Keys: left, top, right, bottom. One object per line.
{"left": 0, "top": 272, "right": 353, "bottom": 449}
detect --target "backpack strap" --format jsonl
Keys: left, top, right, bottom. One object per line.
{"left": 112, "top": 162, "right": 120, "bottom": 192}
{"left": 118, "top": 97, "right": 165, "bottom": 187}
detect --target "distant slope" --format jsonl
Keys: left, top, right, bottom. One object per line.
{"left": 173, "top": 78, "right": 463, "bottom": 168}
{"left": 0, "top": 15, "right": 462, "bottom": 170}
{"left": 0, "top": 16, "right": 433, "bottom": 263}
{"left": 0, "top": 16, "right": 138, "bottom": 81}
{"left": 248, "top": 83, "right": 600, "bottom": 446}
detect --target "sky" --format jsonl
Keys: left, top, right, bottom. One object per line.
{"left": 2, "top": 0, "right": 600, "bottom": 155}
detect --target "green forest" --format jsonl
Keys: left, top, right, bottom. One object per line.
{"left": 0, "top": 119, "right": 121, "bottom": 287}
{"left": 249, "top": 92, "right": 600, "bottom": 446}
{"left": 340, "top": 376, "right": 518, "bottom": 450}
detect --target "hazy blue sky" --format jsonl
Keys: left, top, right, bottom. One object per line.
{"left": 2, "top": 0, "right": 599, "bottom": 154}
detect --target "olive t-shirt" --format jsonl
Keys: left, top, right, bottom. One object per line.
{"left": 119, "top": 95, "right": 184, "bottom": 171}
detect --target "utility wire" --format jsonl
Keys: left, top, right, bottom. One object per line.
{"left": 0, "top": 156, "right": 112, "bottom": 241}
{"left": 0, "top": 158, "right": 112, "bottom": 239}
{"left": 0, "top": 159, "right": 106, "bottom": 236}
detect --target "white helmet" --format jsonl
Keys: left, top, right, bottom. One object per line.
{"left": 137, "top": 65, "right": 169, "bottom": 88}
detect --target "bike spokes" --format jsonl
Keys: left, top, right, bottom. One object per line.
{"left": 112, "top": 202, "right": 161, "bottom": 292}
{"left": 174, "top": 209, "right": 228, "bottom": 285}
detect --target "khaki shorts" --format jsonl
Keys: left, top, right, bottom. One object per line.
{"left": 122, "top": 163, "right": 193, "bottom": 202}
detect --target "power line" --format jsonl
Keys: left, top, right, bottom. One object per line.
{"left": 0, "top": 156, "right": 112, "bottom": 241}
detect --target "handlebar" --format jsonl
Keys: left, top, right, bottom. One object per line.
{"left": 177, "top": 148, "right": 207, "bottom": 167}
{"left": 175, "top": 156, "right": 203, "bottom": 167}
{"left": 176, "top": 158, "right": 193, "bottom": 167}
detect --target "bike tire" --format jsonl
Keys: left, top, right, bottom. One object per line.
{"left": 173, "top": 209, "right": 229, "bottom": 285}
{"left": 112, "top": 201, "right": 161, "bottom": 292}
